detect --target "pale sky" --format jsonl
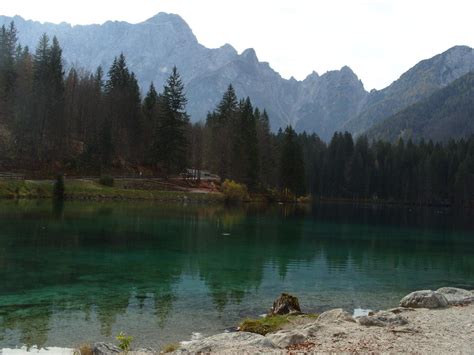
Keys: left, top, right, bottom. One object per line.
{"left": 2, "top": 0, "right": 474, "bottom": 90}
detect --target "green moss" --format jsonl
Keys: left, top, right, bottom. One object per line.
{"left": 240, "top": 315, "right": 288, "bottom": 335}
{"left": 239, "top": 313, "right": 319, "bottom": 335}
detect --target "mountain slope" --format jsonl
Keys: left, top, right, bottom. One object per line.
{"left": 366, "top": 71, "right": 474, "bottom": 142}
{"left": 0, "top": 13, "right": 367, "bottom": 138}
{"left": 344, "top": 46, "right": 474, "bottom": 135}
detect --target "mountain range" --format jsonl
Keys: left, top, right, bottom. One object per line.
{"left": 1, "top": 13, "right": 473, "bottom": 141}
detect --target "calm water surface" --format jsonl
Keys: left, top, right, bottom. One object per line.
{"left": 0, "top": 201, "right": 473, "bottom": 349}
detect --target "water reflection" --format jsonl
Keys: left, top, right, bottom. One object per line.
{"left": 0, "top": 201, "right": 473, "bottom": 348}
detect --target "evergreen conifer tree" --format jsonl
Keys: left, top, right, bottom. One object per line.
{"left": 279, "top": 126, "right": 305, "bottom": 197}
{"left": 154, "top": 66, "right": 189, "bottom": 174}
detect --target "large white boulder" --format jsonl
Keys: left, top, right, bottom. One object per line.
{"left": 265, "top": 329, "right": 306, "bottom": 348}
{"left": 177, "top": 331, "right": 276, "bottom": 353}
{"left": 399, "top": 290, "right": 448, "bottom": 308}
{"left": 436, "top": 287, "right": 474, "bottom": 305}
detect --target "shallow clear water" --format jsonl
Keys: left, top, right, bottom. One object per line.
{"left": 0, "top": 200, "right": 473, "bottom": 349}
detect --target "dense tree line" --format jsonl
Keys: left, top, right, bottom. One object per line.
{"left": 0, "top": 23, "right": 473, "bottom": 206}
{"left": 303, "top": 132, "right": 474, "bottom": 206}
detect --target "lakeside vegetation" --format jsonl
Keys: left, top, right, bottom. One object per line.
{"left": 0, "top": 178, "right": 224, "bottom": 202}
{"left": 239, "top": 314, "right": 319, "bottom": 335}
{"left": 0, "top": 23, "right": 473, "bottom": 206}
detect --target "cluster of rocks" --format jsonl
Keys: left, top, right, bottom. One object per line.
{"left": 91, "top": 288, "right": 474, "bottom": 354}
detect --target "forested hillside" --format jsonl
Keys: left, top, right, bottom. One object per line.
{"left": 344, "top": 46, "right": 474, "bottom": 135}
{"left": 366, "top": 72, "right": 474, "bottom": 142}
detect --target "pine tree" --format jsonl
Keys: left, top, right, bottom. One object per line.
{"left": 30, "top": 35, "right": 67, "bottom": 160}
{"left": 104, "top": 53, "right": 142, "bottom": 162}
{"left": 13, "top": 45, "right": 34, "bottom": 155}
{"left": 239, "top": 97, "right": 259, "bottom": 190}
{"left": 142, "top": 83, "right": 159, "bottom": 161}
{"left": 279, "top": 126, "right": 305, "bottom": 197}
{"left": 0, "top": 22, "right": 18, "bottom": 125}
{"left": 206, "top": 84, "right": 238, "bottom": 180}
{"left": 154, "top": 66, "right": 189, "bottom": 174}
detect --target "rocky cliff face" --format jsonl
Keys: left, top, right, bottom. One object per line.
{"left": 294, "top": 66, "right": 367, "bottom": 140}
{"left": 0, "top": 13, "right": 367, "bottom": 138}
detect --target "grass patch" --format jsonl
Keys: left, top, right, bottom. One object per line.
{"left": 239, "top": 315, "right": 294, "bottom": 335}
{"left": 0, "top": 178, "right": 224, "bottom": 202}
{"left": 0, "top": 180, "right": 52, "bottom": 199}
{"left": 239, "top": 314, "right": 319, "bottom": 335}
{"left": 161, "top": 343, "right": 180, "bottom": 353}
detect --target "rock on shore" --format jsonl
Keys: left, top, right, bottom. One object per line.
{"left": 436, "top": 287, "right": 474, "bottom": 305}
{"left": 399, "top": 290, "right": 449, "bottom": 308}
{"left": 175, "top": 332, "right": 276, "bottom": 353}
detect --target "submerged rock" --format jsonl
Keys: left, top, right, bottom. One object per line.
{"left": 317, "top": 308, "right": 355, "bottom": 324}
{"left": 265, "top": 329, "right": 306, "bottom": 348}
{"left": 270, "top": 293, "right": 302, "bottom": 315}
{"left": 177, "top": 331, "right": 276, "bottom": 353}
{"left": 358, "top": 311, "right": 408, "bottom": 327}
{"left": 400, "top": 290, "right": 448, "bottom": 309}
{"left": 436, "top": 287, "right": 474, "bottom": 305}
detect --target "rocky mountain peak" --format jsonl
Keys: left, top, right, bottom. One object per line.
{"left": 241, "top": 48, "right": 259, "bottom": 63}
{"left": 143, "top": 12, "right": 197, "bottom": 43}
{"left": 145, "top": 12, "right": 185, "bottom": 25}
{"left": 304, "top": 71, "right": 320, "bottom": 82}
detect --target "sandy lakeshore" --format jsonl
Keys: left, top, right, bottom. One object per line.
{"left": 175, "top": 289, "right": 474, "bottom": 354}
{"left": 285, "top": 303, "right": 474, "bottom": 353}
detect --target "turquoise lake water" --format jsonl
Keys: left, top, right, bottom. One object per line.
{"left": 0, "top": 200, "right": 473, "bottom": 349}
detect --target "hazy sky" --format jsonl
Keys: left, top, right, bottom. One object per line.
{"left": 2, "top": 0, "right": 474, "bottom": 90}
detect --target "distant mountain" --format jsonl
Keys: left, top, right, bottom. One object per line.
{"left": 293, "top": 66, "right": 367, "bottom": 139}
{"left": 366, "top": 72, "right": 474, "bottom": 142}
{"left": 344, "top": 46, "right": 474, "bottom": 135}
{"left": 0, "top": 13, "right": 367, "bottom": 139}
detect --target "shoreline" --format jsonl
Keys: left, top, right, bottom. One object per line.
{"left": 170, "top": 287, "right": 474, "bottom": 354}
{"left": 0, "top": 178, "right": 470, "bottom": 209}
{"left": 0, "top": 179, "right": 225, "bottom": 203}
{"left": 2, "top": 288, "right": 473, "bottom": 354}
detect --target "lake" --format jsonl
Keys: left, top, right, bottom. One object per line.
{"left": 0, "top": 200, "right": 473, "bottom": 349}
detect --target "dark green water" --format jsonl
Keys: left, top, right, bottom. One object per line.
{"left": 0, "top": 200, "right": 473, "bottom": 349}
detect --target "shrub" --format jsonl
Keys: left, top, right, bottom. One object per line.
{"left": 161, "top": 343, "right": 180, "bottom": 353}
{"left": 279, "top": 188, "right": 296, "bottom": 202}
{"left": 99, "top": 175, "right": 114, "bottom": 187}
{"left": 221, "top": 179, "right": 249, "bottom": 203}
{"left": 78, "top": 343, "right": 93, "bottom": 355}
{"left": 53, "top": 174, "right": 65, "bottom": 200}
{"left": 297, "top": 195, "right": 312, "bottom": 204}
{"left": 116, "top": 331, "right": 133, "bottom": 351}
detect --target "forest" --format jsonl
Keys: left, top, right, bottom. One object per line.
{"left": 0, "top": 23, "right": 473, "bottom": 206}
